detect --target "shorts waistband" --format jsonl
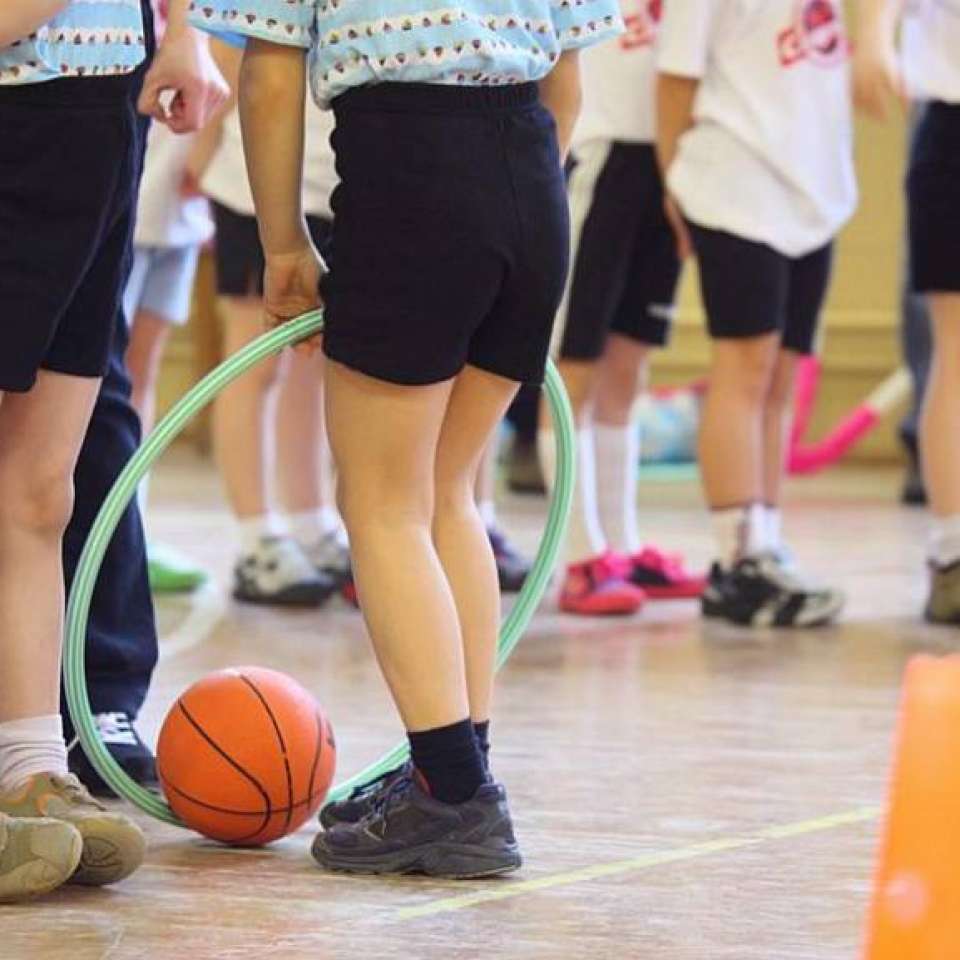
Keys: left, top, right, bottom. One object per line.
{"left": 0, "top": 70, "right": 144, "bottom": 107}
{"left": 333, "top": 81, "right": 540, "bottom": 115}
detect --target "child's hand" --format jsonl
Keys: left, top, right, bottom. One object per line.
{"left": 664, "top": 195, "right": 692, "bottom": 261}
{"left": 853, "top": 34, "right": 907, "bottom": 121}
{"left": 263, "top": 245, "right": 325, "bottom": 354}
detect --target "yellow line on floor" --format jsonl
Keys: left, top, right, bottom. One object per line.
{"left": 395, "top": 804, "right": 882, "bottom": 921}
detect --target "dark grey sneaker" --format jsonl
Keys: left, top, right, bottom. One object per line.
{"left": 925, "top": 559, "right": 960, "bottom": 625}
{"left": 702, "top": 555, "right": 844, "bottom": 628}
{"left": 318, "top": 762, "right": 413, "bottom": 829}
{"left": 312, "top": 778, "right": 522, "bottom": 879}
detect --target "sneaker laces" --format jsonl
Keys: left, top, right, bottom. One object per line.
{"left": 588, "top": 551, "right": 632, "bottom": 582}
{"left": 49, "top": 773, "right": 107, "bottom": 812}
{"left": 349, "top": 763, "right": 410, "bottom": 801}
{"left": 94, "top": 712, "right": 138, "bottom": 747}
{"left": 633, "top": 546, "right": 689, "bottom": 580}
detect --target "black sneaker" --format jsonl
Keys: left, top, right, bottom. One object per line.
{"left": 67, "top": 712, "right": 158, "bottom": 799}
{"left": 701, "top": 555, "right": 844, "bottom": 628}
{"left": 319, "top": 762, "right": 413, "bottom": 829}
{"left": 312, "top": 777, "right": 522, "bottom": 879}
{"left": 489, "top": 528, "right": 532, "bottom": 593}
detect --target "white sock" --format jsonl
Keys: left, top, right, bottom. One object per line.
{"left": 477, "top": 500, "right": 498, "bottom": 530}
{"left": 0, "top": 715, "right": 68, "bottom": 792}
{"left": 930, "top": 515, "right": 960, "bottom": 568}
{"left": 712, "top": 503, "right": 765, "bottom": 567}
{"left": 763, "top": 505, "right": 783, "bottom": 555}
{"left": 594, "top": 423, "right": 641, "bottom": 555}
{"left": 237, "top": 513, "right": 285, "bottom": 555}
{"left": 286, "top": 507, "right": 342, "bottom": 547}
{"left": 540, "top": 427, "right": 606, "bottom": 565}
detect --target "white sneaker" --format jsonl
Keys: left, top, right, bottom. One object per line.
{"left": 233, "top": 536, "right": 336, "bottom": 606}
{"left": 301, "top": 531, "right": 352, "bottom": 589}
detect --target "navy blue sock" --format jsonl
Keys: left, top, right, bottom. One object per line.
{"left": 473, "top": 720, "right": 491, "bottom": 773}
{"left": 408, "top": 718, "right": 486, "bottom": 805}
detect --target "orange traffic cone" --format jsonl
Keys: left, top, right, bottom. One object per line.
{"left": 864, "top": 654, "right": 960, "bottom": 958}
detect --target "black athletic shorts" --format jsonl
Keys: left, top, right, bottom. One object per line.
{"left": 0, "top": 6, "right": 153, "bottom": 393}
{"left": 557, "top": 141, "right": 680, "bottom": 361}
{"left": 688, "top": 222, "right": 833, "bottom": 355}
{"left": 908, "top": 100, "right": 960, "bottom": 295}
{"left": 212, "top": 202, "right": 333, "bottom": 297}
{"left": 322, "top": 82, "right": 569, "bottom": 386}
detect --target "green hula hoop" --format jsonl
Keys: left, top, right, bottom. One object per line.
{"left": 64, "top": 310, "right": 575, "bottom": 825}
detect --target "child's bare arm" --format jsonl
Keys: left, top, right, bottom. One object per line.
{"left": 239, "top": 39, "right": 308, "bottom": 256}
{"left": 539, "top": 50, "right": 582, "bottom": 160}
{"left": 853, "top": 0, "right": 907, "bottom": 120}
{"left": 0, "top": 2, "right": 69, "bottom": 48}
{"left": 239, "top": 38, "right": 320, "bottom": 337}
{"left": 656, "top": 72, "right": 699, "bottom": 259}
{"left": 655, "top": 73, "right": 698, "bottom": 181}
{"left": 183, "top": 38, "right": 242, "bottom": 193}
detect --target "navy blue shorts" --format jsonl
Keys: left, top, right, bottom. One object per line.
{"left": 908, "top": 101, "right": 960, "bottom": 295}
{"left": 322, "top": 82, "right": 569, "bottom": 386}
{"left": 557, "top": 141, "right": 680, "bottom": 361}
{"left": 0, "top": 6, "right": 153, "bottom": 393}
{"left": 688, "top": 223, "right": 833, "bottom": 356}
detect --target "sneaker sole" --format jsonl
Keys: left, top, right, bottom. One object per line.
{"left": 232, "top": 583, "right": 336, "bottom": 607}
{"left": 0, "top": 823, "right": 83, "bottom": 903}
{"left": 559, "top": 598, "right": 645, "bottom": 617}
{"left": 70, "top": 818, "right": 147, "bottom": 887}
{"left": 701, "top": 594, "right": 844, "bottom": 628}
{"left": 312, "top": 838, "right": 522, "bottom": 880}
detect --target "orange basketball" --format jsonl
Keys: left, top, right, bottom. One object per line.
{"left": 157, "top": 667, "right": 336, "bottom": 846}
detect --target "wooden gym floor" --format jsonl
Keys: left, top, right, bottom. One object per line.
{"left": 3, "top": 456, "right": 950, "bottom": 960}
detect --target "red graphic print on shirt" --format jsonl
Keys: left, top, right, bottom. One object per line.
{"left": 777, "top": 0, "right": 848, "bottom": 68}
{"left": 620, "top": 0, "right": 662, "bottom": 50}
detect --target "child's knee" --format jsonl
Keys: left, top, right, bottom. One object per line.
{"left": 714, "top": 340, "right": 778, "bottom": 406}
{"left": 0, "top": 465, "right": 74, "bottom": 538}
{"left": 336, "top": 474, "right": 432, "bottom": 531}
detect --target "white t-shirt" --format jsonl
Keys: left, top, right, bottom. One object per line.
{"left": 902, "top": 0, "right": 960, "bottom": 104}
{"left": 134, "top": 123, "right": 215, "bottom": 249}
{"left": 658, "top": 0, "right": 857, "bottom": 257}
{"left": 203, "top": 103, "right": 338, "bottom": 220}
{"left": 574, "top": 0, "right": 662, "bottom": 147}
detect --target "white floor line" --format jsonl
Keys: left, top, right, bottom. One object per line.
{"left": 158, "top": 580, "right": 228, "bottom": 663}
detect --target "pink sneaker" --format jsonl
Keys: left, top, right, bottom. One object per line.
{"left": 628, "top": 546, "right": 706, "bottom": 600}
{"left": 559, "top": 551, "right": 646, "bottom": 616}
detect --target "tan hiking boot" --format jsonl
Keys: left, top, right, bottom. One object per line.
{"left": 926, "top": 561, "right": 960, "bottom": 625}
{"left": 0, "top": 774, "right": 145, "bottom": 887}
{"left": 0, "top": 813, "right": 82, "bottom": 902}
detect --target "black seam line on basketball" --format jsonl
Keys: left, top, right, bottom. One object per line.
{"left": 306, "top": 712, "right": 324, "bottom": 807}
{"left": 158, "top": 768, "right": 326, "bottom": 817}
{"left": 239, "top": 674, "right": 295, "bottom": 838}
{"left": 176, "top": 698, "right": 273, "bottom": 839}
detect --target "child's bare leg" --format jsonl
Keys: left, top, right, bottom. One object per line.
{"left": 435, "top": 367, "right": 518, "bottom": 728}
{"left": 0, "top": 372, "right": 98, "bottom": 733}
{"left": 922, "top": 295, "right": 960, "bottom": 522}
{"left": 213, "top": 296, "right": 285, "bottom": 529}
{"left": 593, "top": 333, "right": 650, "bottom": 554}
{"left": 761, "top": 349, "right": 798, "bottom": 506}
{"left": 325, "top": 361, "right": 469, "bottom": 731}
{"left": 700, "top": 335, "right": 778, "bottom": 563}
{"left": 125, "top": 309, "right": 172, "bottom": 436}
{"left": 921, "top": 296, "right": 960, "bottom": 621}
{"left": 538, "top": 358, "right": 606, "bottom": 562}
{"left": 277, "top": 349, "right": 324, "bottom": 514}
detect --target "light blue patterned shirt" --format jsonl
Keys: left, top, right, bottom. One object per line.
{"left": 0, "top": 0, "right": 146, "bottom": 86}
{"left": 188, "top": 0, "right": 622, "bottom": 106}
